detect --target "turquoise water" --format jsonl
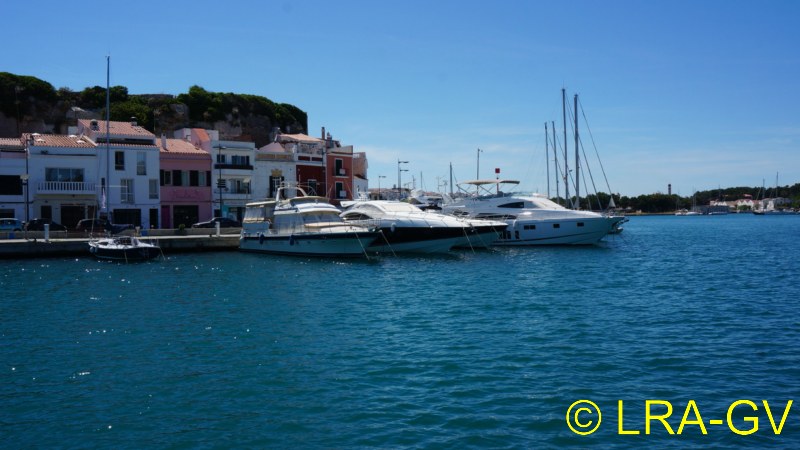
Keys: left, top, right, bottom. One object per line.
{"left": 2, "top": 214, "right": 800, "bottom": 448}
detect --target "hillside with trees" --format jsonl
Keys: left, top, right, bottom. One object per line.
{"left": 0, "top": 72, "right": 307, "bottom": 146}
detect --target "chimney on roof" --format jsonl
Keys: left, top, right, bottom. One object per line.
{"left": 90, "top": 120, "right": 99, "bottom": 131}
{"left": 321, "top": 127, "right": 325, "bottom": 141}
{"left": 130, "top": 117, "right": 137, "bottom": 126}
{"left": 161, "top": 134, "right": 168, "bottom": 150}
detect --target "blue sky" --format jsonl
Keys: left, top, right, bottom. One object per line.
{"left": 4, "top": 0, "right": 799, "bottom": 197}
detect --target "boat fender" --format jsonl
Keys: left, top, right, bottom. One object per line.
{"left": 259, "top": 233, "right": 265, "bottom": 245}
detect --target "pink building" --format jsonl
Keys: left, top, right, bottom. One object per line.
{"left": 157, "top": 136, "right": 212, "bottom": 228}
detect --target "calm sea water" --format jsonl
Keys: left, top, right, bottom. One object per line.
{"left": 2, "top": 214, "right": 800, "bottom": 448}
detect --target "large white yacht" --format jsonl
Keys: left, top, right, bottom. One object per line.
{"left": 240, "top": 186, "right": 380, "bottom": 257}
{"left": 442, "top": 180, "right": 625, "bottom": 245}
{"left": 339, "top": 200, "right": 503, "bottom": 254}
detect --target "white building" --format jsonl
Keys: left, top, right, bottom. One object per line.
{"left": 77, "top": 119, "right": 161, "bottom": 228}
{"left": 22, "top": 133, "right": 99, "bottom": 227}
{"left": 254, "top": 142, "right": 296, "bottom": 200}
{"left": 175, "top": 128, "right": 255, "bottom": 221}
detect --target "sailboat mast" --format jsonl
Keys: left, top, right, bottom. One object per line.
{"left": 574, "top": 93, "right": 580, "bottom": 210}
{"left": 562, "top": 88, "right": 570, "bottom": 208}
{"left": 544, "top": 122, "right": 550, "bottom": 199}
{"left": 104, "top": 55, "right": 111, "bottom": 219}
{"left": 449, "top": 162, "right": 453, "bottom": 197}
{"left": 552, "top": 120, "right": 559, "bottom": 205}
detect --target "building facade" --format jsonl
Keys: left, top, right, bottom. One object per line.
{"left": 157, "top": 136, "right": 213, "bottom": 228}
{"left": 77, "top": 119, "right": 161, "bottom": 228}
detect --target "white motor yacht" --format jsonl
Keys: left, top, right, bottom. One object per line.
{"left": 240, "top": 186, "right": 380, "bottom": 257}
{"left": 340, "top": 200, "right": 503, "bottom": 253}
{"left": 442, "top": 180, "right": 625, "bottom": 245}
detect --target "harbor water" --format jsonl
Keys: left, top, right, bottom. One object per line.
{"left": 2, "top": 214, "right": 800, "bottom": 448}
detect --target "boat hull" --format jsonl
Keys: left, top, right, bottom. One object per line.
{"left": 89, "top": 240, "right": 162, "bottom": 261}
{"left": 452, "top": 223, "right": 503, "bottom": 249}
{"left": 492, "top": 216, "right": 623, "bottom": 245}
{"left": 369, "top": 226, "right": 469, "bottom": 253}
{"left": 239, "top": 231, "right": 379, "bottom": 257}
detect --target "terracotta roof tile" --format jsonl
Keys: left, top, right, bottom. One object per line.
{"left": 77, "top": 119, "right": 156, "bottom": 138}
{"left": 157, "top": 138, "right": 211, "bottom": 157}
{"left": 279, "top": 133, "right": 322, "bottom": 143}
{"left": 0, "top": 137, "right": 23, "bottom": 148}
{"left": 23, "top": 133, "right": 97, "bottom": 149}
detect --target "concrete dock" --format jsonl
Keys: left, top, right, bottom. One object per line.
{"left": 0, "top": 232, "right": 240, "bottom": 259}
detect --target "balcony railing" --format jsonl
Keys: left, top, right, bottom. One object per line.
{"left": 37, "top": 181, "right": 96, "bottom": 193}
{"left": 214, "top": 163, "right": 253, "bottom": 170}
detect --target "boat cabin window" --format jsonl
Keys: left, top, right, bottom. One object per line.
{"left": 243, "top": 203, "right": 274, "bottom": 222}
{"left": 342, "top": 213, "right": 371, "bottom": 220}
{"left": 302, "top": 212, "right": 343, "bottom": 225}
{"left": 498, "top": 201, "right": 525, "bottom": 209}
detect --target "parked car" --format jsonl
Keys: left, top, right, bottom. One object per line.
{"left": 24, "top": 218, "right": 68, "bottom": 232}
{"left": 191, "top": 217, "right": 242, "bottom": 228}
{"left": 0, "top": 218, "right": 24, "bottom": 231}
{"left": 75, "top": 218, "right": 134, "bottom": 234}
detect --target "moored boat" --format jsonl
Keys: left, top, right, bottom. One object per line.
{"left": 88, "top": 236, "right": 162, "bottom": 261}
{"left": 340, "top": 200, "right": 503, "bottom": 253}
{"left": 240, "top": 185, "right": 380, "bottom": 257}
{"left": 442, "top": 180, "right": 625, "bottom": 245}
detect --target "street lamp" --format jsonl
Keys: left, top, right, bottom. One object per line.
{"left": 397, "top": 159, "right": 409, "bottom": 200}
{"left": 377, "top": 175, "right": 386, "bottom": 200}
{"left": 20, "top": 174, "right": 29, "bottom": 224}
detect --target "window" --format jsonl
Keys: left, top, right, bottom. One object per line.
{"left": 45, "top": 168, "right": 84, "bottom": 182}
{"left": 335, "top": 181, "right": 345, "bottom": 199}
{"left": 0, "top": 176, "right": 23, "bottom": 195}
{"left": 553, "top": 223, "right": 560, "bottom": 229}
{"left": 231, "top": 155, "right": 250, "bottom": 166}
{"left": 137, "top": 152, "right": 146, "bottom": 175}
{"left": 115, "top": 151, "right": 125, "bottom": 170}
{"left": 181, "top": 171, "right": 189, "bottom": 187}
{"left": 307, "top": 179, "right": 318, "bottom": 196}
{"left": 189, "top": 170, "right": 199, "bottom": 187}
{"left": 499, "top": 201, "right": 525, "bottom": 208}
{"left": 269, "top": 175, "right": 284, "bottom": 198}
{"left": 149, "top": 179, "right": 159, "bottom": 199}
{"left": 120, "top": 179, "right": 134, "bottom": 204}
{"left": 230, "top": 179, "right": 250, "bottom": 194}
{"left": 335, "top": 159, "right": 344, "bottom": 176}
{"left": 577, "top": 222, "right": 584, "bottom": 227}
{"left": 160, "top": 169, "right": 172, "bottom": 186}
{"left": 199, "top": 171, "right": 207, "bottom": 187}
{"left": 216, "top": 154, "right": 225, "bottom": 164}
{"left": 172, "top": 170, "right": 183, "bottom": 186}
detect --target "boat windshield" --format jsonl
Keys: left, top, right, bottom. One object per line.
{"left": 302, "top": 211, "right": 344, "bottom": 225}
{"left": 243, "top": 202, "right": 275, "bottom": 222}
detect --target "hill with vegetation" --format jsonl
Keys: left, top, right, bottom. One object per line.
{"left": 0, "top": 72, "right": 307, "bottom": 146}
